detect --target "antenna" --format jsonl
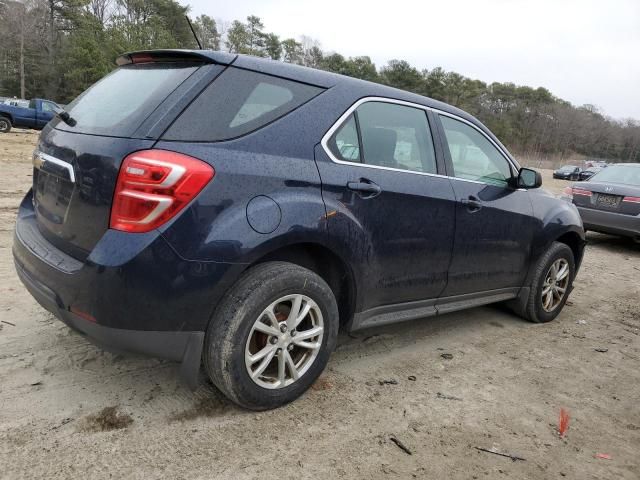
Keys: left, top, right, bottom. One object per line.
{"left": 185, "top": 15, "right": 203, "bottom": 50}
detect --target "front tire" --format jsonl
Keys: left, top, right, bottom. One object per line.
{"left": 521, "top": 242, "right": 575, "bottom": 323}
{"left": 204, "top": 261, "right": 338, "bottom": 410}
{"left": 0, "top": 116, "right": 11, "bottom": 133}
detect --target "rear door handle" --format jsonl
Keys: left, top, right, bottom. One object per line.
{"left": 347, "top": 180, "right": 382, "bottom": 198}
{"left": 461, "top": 195, "right": 482, "bottom": 212}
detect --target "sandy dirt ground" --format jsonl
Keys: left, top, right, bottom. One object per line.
{"left": 0, "top": 130, "right": 639, "bottom": 479}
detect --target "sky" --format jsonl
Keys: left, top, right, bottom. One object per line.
{"left": 186, "top": 0, "right": 640, "bottom": 120}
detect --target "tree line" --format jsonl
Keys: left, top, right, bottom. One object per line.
{"left": 1, "top": 0, "right": 638, "bottom": 163}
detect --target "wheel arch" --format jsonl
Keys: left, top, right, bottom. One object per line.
{"left": 555, "top": 230, "right": 585, "bottom": 267}
{"left": 247, "top": 242, "right": 358, "bottom": 330}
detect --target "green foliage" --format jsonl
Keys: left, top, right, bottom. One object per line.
{"left": 281, "top": 38, "right": 303, "bottom": 64}
{"left": 225, "top": 20, "right": 248, "bottom": 54}
{"left": 194, "top": 14, "right": 220, "bottom": 50}
{"left": 263, "top": 33, "right": 282, "bottom": 61}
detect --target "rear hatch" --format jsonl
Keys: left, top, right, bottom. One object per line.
{"left": 32, "top": 52, "right": 228, "bottom": 260}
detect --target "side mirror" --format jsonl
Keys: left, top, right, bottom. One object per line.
{"left": 517, "top": 167, "right": 542, "bottom": 189}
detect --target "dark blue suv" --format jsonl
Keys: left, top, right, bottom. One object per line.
{"left": 13, "top": 50, "right": 585, "bottom": 409}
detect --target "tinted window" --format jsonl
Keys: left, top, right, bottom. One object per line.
{"left": 164, "top": 67, "right": 323, "bottom": 142}
{"left": 440, "top": 115, "right": 513, "bottom": 186}
{"left": 57, "top": 63, "right": 199, "bottom": 136}
{"left": 329, "top": 102, "right": 436, "bottom": 174}
{"left": 328, "top": 114, "right": 360, "bottom": 161}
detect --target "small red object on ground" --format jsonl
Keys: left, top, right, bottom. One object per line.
{"left": 595, "top": 453, "right": 612, "bottom": 460}
{"left": 558, "top": 408, "right": 570, "bottom": 438}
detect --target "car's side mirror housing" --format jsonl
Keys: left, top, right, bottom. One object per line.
{"left": 517, "top": 167, "right": 542, "bottom": 189}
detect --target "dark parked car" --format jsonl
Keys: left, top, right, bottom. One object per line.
{"left": 13, "top": 50, "right": 585, "bottom": 409}
{"left": 563, "top": 163, "right": 640, "bottom": 242}
{"left": 578, "top": 166, "right": 603, "bottom": 181}
{"left": 0, "top": 98, "right": 60, "bottom": 133}
{"left": 553, "top": 165, "right": 582, "bottom": 180}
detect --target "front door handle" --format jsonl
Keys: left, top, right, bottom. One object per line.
{"left": 461, "top": 195, "right": 482, "bottom": 212}
{"left": 347, "top": 180, "right": 382, "bottom": 198}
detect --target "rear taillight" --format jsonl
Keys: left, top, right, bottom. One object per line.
{"left": 572, "top": 188, "right": 592, "bottom": 197}
{"left": 130, "top": 53, "right": 154, "bottom": 64}
{"left": 110, "top": 149, "right": 214, "bottom": 233}
{"left": 562, "top": 187, "right": 592, "bottom": 200}
{"left": 622, "top": 196, "right": 640, "bottom": 203}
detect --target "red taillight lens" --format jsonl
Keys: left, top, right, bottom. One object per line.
{"left": 562, "top": 186, "right": 573, "bottom": 197}
{"left": 572, "top": 188, "right": 592, "bottom": 197}
{"left": 130, "top": 53, "right": 154, "bottom": 64}
{"left": 622, "top": 196, "right": 640, "bottom": 203}
{"left": 110, "top": 150, "right": 214, "bottom": 233}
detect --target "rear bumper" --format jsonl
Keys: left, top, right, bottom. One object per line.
{"left": 578, "top": 206, "right": 640, "bottom": 238}
{"left": 15, "top": 258, "right": 204, "bottom": 385}
{"left": 12, "top": 191, "right": 245, "bottom": 386}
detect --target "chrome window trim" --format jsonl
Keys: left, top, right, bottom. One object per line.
{"left": 33, "top": 151, "right": 76, "bottom": 183}
{"left": 319, "top": 96, "right": 519, "bottom": 185}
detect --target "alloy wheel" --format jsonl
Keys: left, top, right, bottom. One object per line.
{"left": 541, "top": 258, "right": 570, "bottom": 312}
{"left": 245, "top": 294, "right": 324, "bottom": 389}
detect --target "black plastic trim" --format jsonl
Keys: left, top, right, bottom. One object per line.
{"left": 14, "top": 258, "right": 204, "bottom": 389}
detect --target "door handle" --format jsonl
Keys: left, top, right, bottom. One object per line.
{"left": 347, "top": 180, "right": 382, "bottom": 198}
{"left": 461, "top": 195, "right": 482, "bottom": 212}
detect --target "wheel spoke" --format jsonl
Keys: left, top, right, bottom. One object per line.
{"left": 264, "top": 309, "right": 280, "bottom": 329}
{"left": 543, "top": 291, "right": 553, "bottom": 310}
{"left": 550, "top": 262, "right": 558, "bottom": 280}
{"left": 253, "top": 321, "right": 280, "bottom": 336}
{"left": 294, "top": 325, "right": 323, "bottom": 341}
{"left": 542, "top": 285, "right": 552, "bottom": 296}
{"left": 284, "top": 350, "right": 299, "bottom": 380}
{"left": 248, "top": 344, "right": 277, "bottom": 365}
{"left": 556, "top": 263, "right": 569, "bottom": 281}
{"left": 277, "top": 349, "right": 286, "bottom": 385}
{"left": 251, "top": 347, "right": 277, "bottom": 378}
{"left": 286, "top": 295, "right": 304, "bottom": 330}
{"left": 290, "top": 303, "right": 311, "bottom": 331}
{"left": 292, "top": 339, "right": 321, "bottom": 350}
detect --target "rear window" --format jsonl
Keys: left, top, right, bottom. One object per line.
{"left": 163, "top": 67, "right": 323, "bottom": 142}
{"left": 56, "top": 63, "right": 199, "bottom": 136}
{"left": 591, "top": 165, "right": 640, "bottom": 186}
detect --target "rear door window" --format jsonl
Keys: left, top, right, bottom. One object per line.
{"left": 163, "top": 67, "right": 323, "bottom": 142}
{"left": 56, "top": 63, "right": 200, "bottom": 137}
{"left": 327, "top": 101, "right": 437, "bottom": 174}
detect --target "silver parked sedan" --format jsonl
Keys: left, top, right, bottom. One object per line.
{"left": 562, "top": 163, "right": 640, "bottom": 242}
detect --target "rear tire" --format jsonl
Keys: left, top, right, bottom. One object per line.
{"left": 0, "top": 116, "right": 11, "bottom": 133}
{"left": 204, "top": 261, "right": 338, "bottom": 410}
{"left": 520, "top": 242, "right": 575, "bottom": 323}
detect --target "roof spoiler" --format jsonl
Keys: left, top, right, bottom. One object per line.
{"left": 116, "top": 49, "right": 237, "bottom": 67}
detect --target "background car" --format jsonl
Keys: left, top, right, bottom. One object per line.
{"left": 578, "top": 166, "right": 603, "bottom": 181}
{"left": 553, "top": 165, "right": 582, "bottom": 180}
{"left": 562, "top": 163, "right": 640, "bottom": 242}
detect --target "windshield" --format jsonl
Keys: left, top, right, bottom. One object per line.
{"left": 560, "top": 165, "right": 577, "bottom": 171}
{"left": 56, "top": 63, "right": 199, "bottom": 137}
{"left": 590, "top": 165, "right": 640, "bottom": 186}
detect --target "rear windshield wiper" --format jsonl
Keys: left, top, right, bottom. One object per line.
{"left": 52, "top": 105, "right": 77, "bottom": 127}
